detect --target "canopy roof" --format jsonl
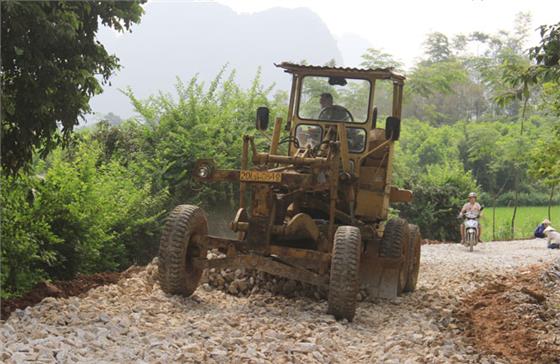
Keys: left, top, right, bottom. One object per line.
{"left": 275, "top": 62, "right": 406, "bottom": 82}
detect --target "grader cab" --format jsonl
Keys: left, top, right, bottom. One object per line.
{"left": 158, "top": 62, "right": 421, "bottom": 321}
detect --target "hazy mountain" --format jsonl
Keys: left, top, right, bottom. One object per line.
{"left": 89, "top": 2, "right": 343, "bottom": 122}
{"left": 337, "top": 33, "right": 372, "bottom": 68}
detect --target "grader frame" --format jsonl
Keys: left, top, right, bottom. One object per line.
{"left": 158, "top": 62, "right": 422, "bottom": 321}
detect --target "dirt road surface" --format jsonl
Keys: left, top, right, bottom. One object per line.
{"left": 1, "top": 239, "right": 559, "bottom": 363}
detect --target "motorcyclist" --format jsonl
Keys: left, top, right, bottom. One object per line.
{"left": 459, "top": 192, "right": 483, "bottom": 244}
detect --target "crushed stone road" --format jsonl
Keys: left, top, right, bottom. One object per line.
{"left": 1, "top": 239, "right": 558, "bottom": 363}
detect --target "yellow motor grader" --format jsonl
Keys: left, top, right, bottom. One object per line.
{"left": 158, "top": 62, "right": 421, "bottom": 321}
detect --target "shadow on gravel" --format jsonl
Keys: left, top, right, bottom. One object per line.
{"left": 455, "top": 261, "right": 560, "bottom": 364}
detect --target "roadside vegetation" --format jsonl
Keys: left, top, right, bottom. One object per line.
{"left": 1, "top": 6, "right": 559, "bottom": 298}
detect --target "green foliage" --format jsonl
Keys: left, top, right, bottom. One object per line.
{"left": 392, "top": 113, "right": 557, "bottom": 240}
{"left": 528, "top": 123, "right": 560, "bottom": 188}
{"left": 492, "top": 21, "right": 560, "bottom": 122}
{"left": 1, "top": 140, "right": 166, "bottom": 295}
{"left": 360, "top": 48, "right": 403, "bottom": 71}
{"left": 395, "top": 163, "right": 478, "bottom": 241}
{"left": 395, "top": 117, "right": 554, "bottom": 202}
{"left": 400, "top": 14, "right": 537, "bottom": 123}
{"left": 1, "top": 174, "right": 61, "bottom": 297}
{"left": 393, "top": 119, "right": 462, "bottom": 184}
{"left": 120, "top": 67, "right": 286, "bottom": 209}
{"left": 405, "top": 60, "right": 473, "bottom": 124}
{"left": 423, "top": 32, "right": 452, "bottom": 63}
{"left": 1, "top": 67, "right": 281, "bottom": 295}
{"left": 529, "top": 22, "right": 560, "bottom": 76}
{"left": 1, "top": 0, "right": 145, "bottom": 174}
{"left": 36, "top": 143, "right": 167, "bottom": 278}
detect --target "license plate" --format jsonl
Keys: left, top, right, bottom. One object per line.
{"left": 240, "top": 170, "right": 282, "bottom": 183}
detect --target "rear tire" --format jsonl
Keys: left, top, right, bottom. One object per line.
{"left": 380, "top": 218, "right": 409, "bottom": 294}
{"left": 328, "top": 226, "right": 361, "bottom": 321}
{"left": 403, "top": 224, "right": 421, "bottom": 292}
{"left": 158, "top": 205, "right": 208, "bottom": 296}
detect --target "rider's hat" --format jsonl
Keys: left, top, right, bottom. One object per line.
{"left": 468, "top": 192, "right": 477, "bottom": 198}
{"left": 542, "top": 219, "right": 551, "bottom": 225}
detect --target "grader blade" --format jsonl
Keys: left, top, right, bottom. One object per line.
{"left": 359, "top": 250, "right": 402, "bottom": 299}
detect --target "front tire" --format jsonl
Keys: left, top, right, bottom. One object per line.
{"left": 158, "top": 205, "right": 208, "bottom": 296}
{"left": 328, "top": 226, "right": 361, "bottom": 321}
{"left": 467, "top": 230, "right": 476, "bottom": 252}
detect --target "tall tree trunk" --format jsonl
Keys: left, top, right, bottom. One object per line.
{"left": 492, "top": 199, "right": 496, "bottom": 241}
{"left": 549, "top": 184, "right": 556, "bottom": 221}
{"left": 511, "top": 182, "right": 518, "bottom": 240}
{"left": 511, "top": 102, "right": 527, "bottom": 239}
{"left": 493, "top": 176, "right": 511, "bottom": 241}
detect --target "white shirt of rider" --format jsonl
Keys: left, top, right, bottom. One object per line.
{"left": 461, "top": 202, "right": 481, "bottom": 214}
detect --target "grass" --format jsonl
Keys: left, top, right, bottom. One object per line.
{"left": 480, "top": 205, "right": 560, "bottom": 241}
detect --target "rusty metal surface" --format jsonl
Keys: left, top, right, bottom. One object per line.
{"left": 205, "top": 235, "right": 248, "bottom": 253}
{"left": 269, "top": 117, "right": 282, "bottom": 155}
{"left": 253, "top": 152, "right": 330, "bottom": 167}
{"left": 269, "top": 245, "right": 331, "bottom": 263}
{"left": 271, "top": 213, "right": 320, "bottom": 241}
{"left": 240, "top": 170, "right": 283, "bottom": 183}
{"left": 390, "top": 186, "right": 413, "bottom": 203}
{"left": 199, "top": 169, "right": 311, "bottom": 186}
{"left": 240, "top": 136, "right": 249, "bottom": 209}
{"left": 275, "top": 62, "right": 406, "bottom": 81}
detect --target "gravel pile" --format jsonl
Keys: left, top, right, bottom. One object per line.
{"left": 202, "top": 250, "right": 325, "bottom": 300}
{"left": 205, "top": 267, "right": 328, "bottom": 300}
{"left": 1, "top": 239, "right": 559, "bottom": 363}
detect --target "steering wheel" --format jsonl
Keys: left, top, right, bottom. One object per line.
{"left": 318, "top": 105, "right": 354, "bottom": 122}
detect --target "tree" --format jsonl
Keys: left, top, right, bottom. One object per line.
{"left": 405, "top": 59, "right": 471, "bottom": 124}
{"left": 528, "top": 22, "right": 560, "bottom": 114}
{"left": 531, "top": 22, "right": 560, "bottom": 68}
{"left": 528, "top": 125, "right": 560, "bottom": 220}
{"left": 1, "top": 1, "right": 145, "bottom": 174}
{"left": 492, "top": 20, "right": 560, "bottom": 235}
{"left": 360, "top": 48, "right": 403, "bottom": 71}
{"left": 423, "top": 32, "right": 452, "bottom": 64}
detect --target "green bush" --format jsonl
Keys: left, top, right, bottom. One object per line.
{"left": 120, "top": 68, "right": 286, "bottom": 211}
{"left": 1, "top": 141, "right": 167, "bottom": 295}
{"left": 395, "top": 163, "right": 479, "bottom": 241}
{"left": 36, "top": 142, "right": 167, "bottom": 279}
{"left": 1, "top": 174, "right": 61, "bottom": 297}
{"left": 1, "top": 68, "right": 281, "bottom": 297}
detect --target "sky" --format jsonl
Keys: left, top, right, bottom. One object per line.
{"left": 212, "top": 0, "right": 559, "bottom": 67}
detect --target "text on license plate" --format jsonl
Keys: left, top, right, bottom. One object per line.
{"left": 240, "top": 171, "right": 282, "bottom": 183}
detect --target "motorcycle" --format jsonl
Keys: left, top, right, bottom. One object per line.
{"left": 461, "top": 208, "right": 482, "bottom": 252}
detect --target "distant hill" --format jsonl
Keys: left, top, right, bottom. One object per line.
{"left": 336, "top": 33, "right": 372, "bottom": 68}
{"left": 89, "top": 2, "right": 343, "bottom": 122}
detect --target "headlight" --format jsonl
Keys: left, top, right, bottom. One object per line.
{"left": 193, "top": 159, "right": 215, "bottom": 180}
{"left": 198, "top": 165, "right": 211, "bottom": 178}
